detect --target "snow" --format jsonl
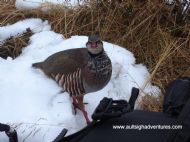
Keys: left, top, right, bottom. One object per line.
{"left": 0, "top": 18, "right": 160, "bottom": 142}
{"left": 0, "top": 19, "right": 50, "bottom": 44}
{"left": 166, "top": 0, "right": 190, "bottom": 11}
{"left": 15, "top": 0, "right": 87, "bottom": 9}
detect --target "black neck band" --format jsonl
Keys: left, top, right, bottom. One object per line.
{"left": 88, "top": 50, "right": 104, "bottom": 58}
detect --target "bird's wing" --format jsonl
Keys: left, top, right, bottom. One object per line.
{"left": 42, "top": 48, "right": 89, "bottom": 75}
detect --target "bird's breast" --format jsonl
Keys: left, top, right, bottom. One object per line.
{"left": 82, "top": 54, "right": 112, "bottom": 93}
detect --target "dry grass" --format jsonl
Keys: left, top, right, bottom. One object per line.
{"left": 0, "top": 28, "right": 32, "bottom": 59}
{"left": 0, "top": 0, "right": 190, "bottom": 111}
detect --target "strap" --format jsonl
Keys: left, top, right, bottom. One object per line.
{"left": 92, "top": 87, "right": 139, "bottom": 121}
{"left": 54, "top": 121, "right": 97, "bottom": 142}
{"left": 53, "top": 129, "right": 68, "bottom": 142}
{"left": 129, "top": 87, "right": 139, "bottom": 110}
{"left": 92, "top": 97, "right": 130, "bottom": 121}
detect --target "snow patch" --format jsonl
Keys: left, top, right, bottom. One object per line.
{"left": 0, "top": 18, "right": 50, "bottom": 43}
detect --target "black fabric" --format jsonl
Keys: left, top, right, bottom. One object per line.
{"left": 167, "top": 98, "right": 190, "bottom": 142}
{"left": 163, "top": 77, "right": 190, "bottom": 117}
{"left": 163, "top": 77, "right": 190, "bottom": 142}
{"left": 0, "top": 123, "right": 18, "bottom": 142}
{"left": 92, "top": 98, "right": 130, "bottom": 121}
{"left": 59, "top": 111, "right": 179, "bottom": 142}
{"left": 59, "top": 122, "right": 96, "bottom": 142}
{"left": 53, "top": 129, "right": 68, "bottom": 142}
{"left": 0, "top": 123, "right": 10, "bottom": 132}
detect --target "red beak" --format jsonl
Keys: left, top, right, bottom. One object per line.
{"left": 91, "top": 42, "right": 97, "bottom": 48}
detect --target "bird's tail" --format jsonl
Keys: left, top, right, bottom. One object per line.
{"left": 32, "top": 62, "right": 43, "bottom": 69}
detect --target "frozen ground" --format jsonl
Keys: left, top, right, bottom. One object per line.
{"left": 0, "top": 18, "right": 159, "bottom": 142}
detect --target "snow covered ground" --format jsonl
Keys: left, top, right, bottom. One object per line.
{"left": 15, "top": 0, "right": 88, "bottom": 9}
{"left": 0, "top": 18, "right": 159, "bottom": 142}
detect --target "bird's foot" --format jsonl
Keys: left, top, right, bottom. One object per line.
{"left": 81, "top": 109, "right": 91, "bottom": 124}
{"left": 71, "top": 96, "right": 91, "bottom": 124}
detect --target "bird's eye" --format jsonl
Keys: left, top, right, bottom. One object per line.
{"left": 96, "top": 41, "right": 102, "bottom": 44}
{"left": 86, "top": 42, "right": 92, "bottom": 46}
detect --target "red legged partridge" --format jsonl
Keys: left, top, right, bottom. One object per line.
{"left": 32, "top": 35, "right": 112, "bottom": 123}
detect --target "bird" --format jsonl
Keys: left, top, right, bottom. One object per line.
{"left": 32, "top": 35, "right": 112, "bottom": 123}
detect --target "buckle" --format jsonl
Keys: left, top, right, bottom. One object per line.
{"left": 92, "top": 97, "right": 131, "bottom": 121}
{"left": 53, "top": 128, "right": 68, "bottom": 142}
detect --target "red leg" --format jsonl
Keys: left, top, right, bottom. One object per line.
{"left": 72, "top": 96, "right": 79, "bottom": 114}
{"left": 71, "top": 96, "right": 91, "bottom": 124}
{"left": 81, "top": 108, "right": 90, "bottom": 124}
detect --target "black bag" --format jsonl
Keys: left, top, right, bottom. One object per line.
{"left": 163, "top": 77, "right": 190, "bottom": 117}
{"left": 163, "top": 77, "right": 190, "bottom": 142}
{"left": 0, "top": 123, "right": 18, "bottom": 142}
{"left": 53, "top": 77, "right": 190, "bottom": 142}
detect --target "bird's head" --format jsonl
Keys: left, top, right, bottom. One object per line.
{"left": 86, "top": 35, "right": 103, "bottom": 55}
